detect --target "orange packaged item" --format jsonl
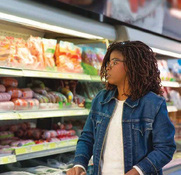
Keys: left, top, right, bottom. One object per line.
{"left": 12, "top": 98, "right": 28, "bottom": 110}
{"left": 0, "top": 101, "right": 14, "bottom": 111}
{"left": 0, "top": 36, "right": 15, "bottom": 67}
{"left": 13, "top": 38, "right": 35, "bottom": 69}
{"left": 42, "top": 38, "right": 57, "bottom": 69}
{"left": 1, "top": 78, "right": 18, "bottom": 87}
{"left": 0, "top": 84, "right": 6, "bottom": 92}
{"left": 27, "top": 36, "right": 45, "bottom": 70}
{"left": 0, "top": 93, "right": 11, "bottom": 102}
{"left": 55, "top": 41, "right": 83, "bottom": 73}
{"left": 21, "top": 88, "right": 33, "bottom": 99}
{"left": 7, "top": 87, "right": 22, "bottom": 98}
{"left": 26, "top": 99, "right": 39, "bottom": 110}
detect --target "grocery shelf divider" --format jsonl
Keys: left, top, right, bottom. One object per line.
{"left": 22, "top": 69, "right": 92, "bottom": 80}
{"left": 18, "top": 108, "right": 90, "bottom": 119}
{"left": 16, "top": 139, "right": 78, "bottom": 161}
{"left": 0, "top": 67, "right": 23, "bottom": 76}
{"left": 0, "top": 112, "right": 20, "bottom": 120}
{"left": 161, "top": 81, "right": 181, "bottom": 88}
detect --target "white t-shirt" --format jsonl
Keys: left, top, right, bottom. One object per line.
{"left": 102, "top": 100, "right": 125, "bottom": 175}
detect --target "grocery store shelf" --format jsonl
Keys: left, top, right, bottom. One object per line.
{"left": 22, "top": 69, "right": 92, "bottom": 80}
{"left": 16, "top": 145, "right": 76, "bottom": 161}
{"left": 162, "top": 81, "right": 181, "bottom": 88}
{"left": 0, "top": 112, "right": 20, "bottom": 120}
{"left": 0, "top": 154, "right": 16, "bottom": 165}
{"left": 167, "top": 106, "right": 178, "bottom": 112}
{"left": 0, "top": 67, "right": 99, "bottom": 81}
{"left": 16, "top": 139, "right": 77, "bottom": 161}
{"left": 0, "top": 109, "right": 89, "bottom": 120}
{"left": 18, "top": 108, "right": 90, "bottom": 119}
{"left": 0, "top": 67, "right": 22, "bottom": 77}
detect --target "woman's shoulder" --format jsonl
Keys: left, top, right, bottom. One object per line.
{"left": 141, "top": 91, "right": 165, "bottom": 105}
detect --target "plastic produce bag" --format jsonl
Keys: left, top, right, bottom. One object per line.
{"left": 7, "top": 87, "right": 22, "bottom": 98}
{"left": 0, "top": 93, "right": 11, "bottom": 102}
{"left": 27, "top": 36, "right": 45, "bottom": 70}
{"left": 1, "top": 78, "right": 18, "bottom": 87}
{"left": 0, "top": 84, "right": 6, "bottom": 92}
{"left": 55, "top": 41, "right": 83, "bottom": 73}
{"left": 42, "top": 38, "right": 57, "bottom": 70}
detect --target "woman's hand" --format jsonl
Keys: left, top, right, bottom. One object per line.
{"left": 66, "top": 167, "right": 86, "bottom": 175}
{"left": 125, "top": 168, "right": 140, "bottom": 175}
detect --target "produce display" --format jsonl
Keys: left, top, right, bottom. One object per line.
{"left": 81, "top": 47, "right": 106, "bottom": 75}
{"left": 0, "top": 121, "right": 78, "bottom": 153}
{"left": 0, "top": 35, "right": 106, "bottom": 74}
{"left": 55, "top": 41, "right": 83, "bottom": 73}
{"left": 0, "top": 77, "right": 93, "bottom": 111}
{"left": 158, "top": 59, "right": 181, "bottom": 81}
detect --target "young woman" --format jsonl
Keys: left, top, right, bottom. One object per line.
{"left": 67, "top": 41, "right": 176, "bottom": 175}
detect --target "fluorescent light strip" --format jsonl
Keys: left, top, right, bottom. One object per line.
{"left": 151, "top": 47, "right": 181, "bottom": 58}
{"left": 0, "top": 12, "right": 104, "bottom": 40}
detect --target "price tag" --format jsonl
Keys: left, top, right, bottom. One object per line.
{"left": 31, "top": 144, "right": 45, "bottom": 152}
{"left": 15, "top": 147, "right": 29, "bottom": 155}
{"left": 58, "top": 141, "right": 68, "bottom": 147}
{"left": 48, "top": 142, "right": 57, "bottom": 149}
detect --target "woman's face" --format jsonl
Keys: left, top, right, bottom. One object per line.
{"left": 106, "top": 50, "right": 127, "bottom": 86}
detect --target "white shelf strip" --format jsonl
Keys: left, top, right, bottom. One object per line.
{"left": 162, "top": 81, "right": 181, "bottom": 88}
{"left": 0, "top": 154, "right": 16, "bottom": 165}
{"left": 18, "top": 109, "right": 90, "bottom": 119}
{"left": 167, "top": 106, "right": 178, "bottom": 112}
{"left": 0, "top": 109, "right": 89, "bottom": 120}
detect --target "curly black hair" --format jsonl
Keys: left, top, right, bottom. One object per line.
{"left": 100, "top": 41, "right": 163, "bottom": 101}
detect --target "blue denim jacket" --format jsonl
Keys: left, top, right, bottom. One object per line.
{"left": 74, "top": 89, "right": 176, "bottom": 175}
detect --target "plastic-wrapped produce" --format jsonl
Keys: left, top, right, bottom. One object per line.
{"left": 0, "top": 101, "right": 14, "bottom": 111}
{"left": 42, "top": 38, "right": 57, "bottom": 69}
{"left": 55, "top": 41, "right": 83, "bottom": 73}
{"left": 0, "top": 93, "right": 11, "bottom": 101}
{"left": 27, "top": 36, "right": 45, "bottom": 70}
{"left": 0, "top": 36, "right": 13, "bottom": 66}
{"left": 42, "top": 130, "right": 57, "bottom": 139}
{"left": 10, "top": 140, "right": 35, "bottom": 147}
{"left": 0, "top": 131, "right": 14, "bottom": 140}
{"left": 33, "top": 88, "right": 47, "bottom": 95}
{"left": 46, "top": 93, "right": 56, "bottom": 103}
{"left": 33, "top": 93, "right": 49, "bottom": 103}
{"left": 26, "top": 99, "right": 39, "bottom": 110}
{"left": 49, "top": 91, "right": 67, "bottom": 103}
{"left": 12, "top": 98, "right": 28, "bottom": 110}
{"left": 21, "top": 88, "right": 33, "bottom": 99}
{"left": 1, "top": 78, "right": 18, "bottom": 87}
{"left": 7, "top": 87, "right": 22, "bottom": 98}
{"left": 0, "top": 84, "right": 6, "bottom": 92}
{"left": 59, "top": 88, "right": 73, "bottom": 103}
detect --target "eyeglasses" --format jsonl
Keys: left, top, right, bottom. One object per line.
{"left": 106, "top": 59, "right": 125, "bottom": 69}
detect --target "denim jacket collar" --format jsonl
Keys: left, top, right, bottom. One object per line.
{"left": 100, "top": 88, "right": 140, "bottom": 108}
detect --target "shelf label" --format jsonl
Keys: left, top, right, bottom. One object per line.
{"left": 0, "top": 155, "right": 16, "bottom": 165}
{"left": 15, "top": 147, "right": 30, "bottom": 155}
{"left": 48, "top": 142, "right": 57, "bottom": 149}
{"left": 31, "top": 144, "right": 45, "bottom": 152}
